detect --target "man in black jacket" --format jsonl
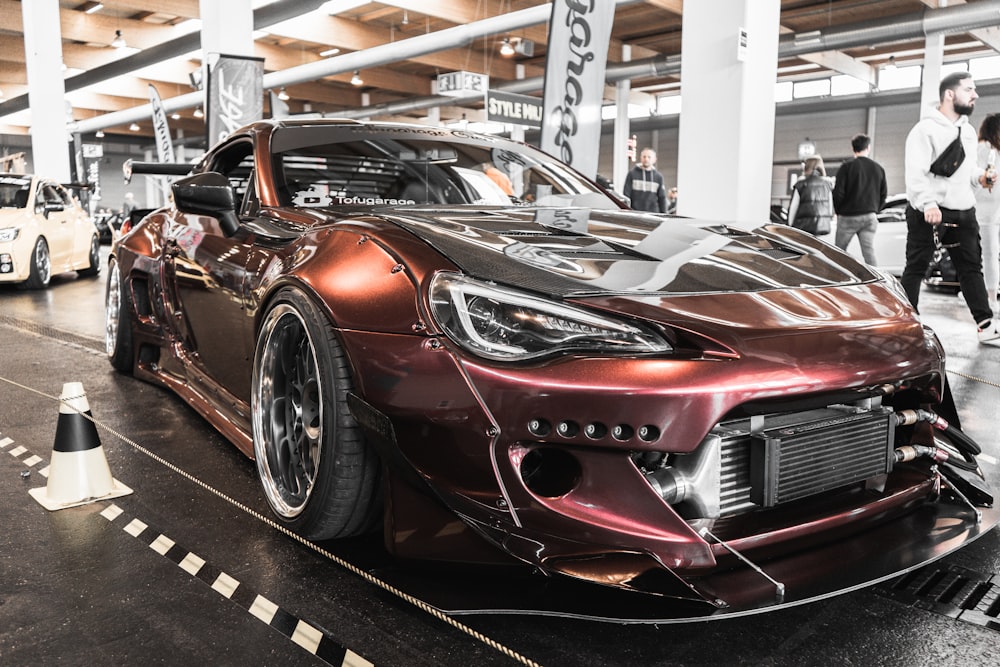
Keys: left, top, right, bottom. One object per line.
{"left": 833, "top": 134, "right": 887, "bottom": 265}
{"left": 623, "top": 148, "right": 667, "bottom": 213}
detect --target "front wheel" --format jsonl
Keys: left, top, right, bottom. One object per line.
{"left": 252, "top": 287, "right": 381, "bottom": 540}
{"left": 105, "top": 258, "right": 134, "bottom": 373}
{"left": 23, "top": 237, "right": 50, "bottom": 289}
{"left": 78, "top": 235, "right": 101, "bottom": 277}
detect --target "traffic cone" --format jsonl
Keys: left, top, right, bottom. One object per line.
{"left": 29, "top": 382, "right": 133, "bottom": 511}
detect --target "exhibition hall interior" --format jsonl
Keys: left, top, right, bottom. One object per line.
{"left": 3, "top": 1, "right": 1000, "bottom": 665}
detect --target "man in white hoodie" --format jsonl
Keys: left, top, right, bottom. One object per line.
{"left": 903, "top": 71, "right": 1000, "bottom": 345}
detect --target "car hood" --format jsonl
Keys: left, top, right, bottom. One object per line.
{"left": 368, "top": 206, "right": 882, "bottom": 297}
{"left": 0, "top": 209, "right": 32, "bottom": 227}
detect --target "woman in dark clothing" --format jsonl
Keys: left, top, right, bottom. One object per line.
{"left": 788, "top": 156, "right": 834, "bottom": 236}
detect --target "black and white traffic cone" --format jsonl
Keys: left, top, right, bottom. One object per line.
{"left": 29, "top": 382, "right": 133, "bottom": 511}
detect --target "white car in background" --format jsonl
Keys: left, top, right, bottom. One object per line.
{"left": 0, "top": 174, "right": 100, "bottom": 289}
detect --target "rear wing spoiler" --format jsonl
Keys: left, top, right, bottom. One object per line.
{"left": 123, "top": 159, "right": 194, "bottom": 184}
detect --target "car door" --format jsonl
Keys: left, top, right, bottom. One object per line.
{"left": 162, "top": 140, "right": 259, "bottom": 402}
{"left": 37, "top": 182, "right": 76, "bottom": 271}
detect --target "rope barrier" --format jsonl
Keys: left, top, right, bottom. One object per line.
{"left": 0, "top": 373, "right": 541, "bottom": 667}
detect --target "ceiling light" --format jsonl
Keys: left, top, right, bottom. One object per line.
{"left": 320, "top": 47, "right": 340, "bottom": 57}
{"left": 351, "top": 70, "right": 364, "bottom": 86}
{"left": 85, "top": 2, "right": 104, "bottom": 14}
{"left": 95, "top": 129, "right": 105, "bottom": 138}
{"left": 193, "top": 106, "right": 204, "bottom": 118}
{"left": 277, "top": 87, "right": 290, "bottom": 101}
{"left": 129, "top": 122, "right": 140, "bottom": 131}
{"left": 401, "top": 10, "right": 409, "bottom": 25}
{"left": 500, "top": 38, "right": 515, "bottom": 57}
{"left": 171, "top": 112, "right": 181, "bottom": 120}
{"left": 111, "top": 30, "right": 126, "bottom": 49}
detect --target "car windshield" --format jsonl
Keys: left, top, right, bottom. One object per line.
{"left": 269, "top": 125, "right": 619, "bottom": 210}
{"left": 0, "top": 175, "right": 31, "bottom": 209}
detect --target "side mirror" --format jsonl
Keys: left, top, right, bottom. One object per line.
{"left": 171, "top": 171, "right": 240, "bottom": 237}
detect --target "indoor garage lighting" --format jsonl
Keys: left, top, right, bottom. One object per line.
{"left": 129, "top": 122, "right": 140, "bottom": 131}
{"left": 85, "top": 2, "right": 104, "bottom": 14}
{"left": 277, "top": 87, "right": 290, "bottom": 101}
{"left": 111, "top": 30, "right": 126, "bottom": 48}
{"left": 500, "top": 37, "right": 515, "bottom": 57}
{"left": 193, "top": 106, "right": 204, "bottom": 118}
{"left": 351, "top": 70, "right": 364, "bottom": 86}
{"left": 95, "top": 129, "right": 105, "bottom": 138}
{"left": 319, "top": 47, "right": 340, "bottom": 57}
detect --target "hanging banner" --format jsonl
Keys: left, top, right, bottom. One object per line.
{"left": 539, "top": 0, "right": 616, "bottom": 178}
{"left": 486, "top": 90, "right": 543, "bottom": 127}
{"left": 148, "top": 84, "right": 175, "bottom": 164}
{"left": 206, "top": 53, "right": 264, "bottom": 146}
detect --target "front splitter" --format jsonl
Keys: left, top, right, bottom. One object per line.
{"left": 369, "top": 486, "right": 999, "bottom": 623}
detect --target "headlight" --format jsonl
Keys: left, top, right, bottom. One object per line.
{"left": 0, "top": 227, "right": 18, "bottom": 243}
{"left": 429, "top": 272, "right": 672, "bottom": 361}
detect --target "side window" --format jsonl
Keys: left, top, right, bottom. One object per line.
{"left": 52, "top": 184, "right": 73, "bottom": 206}
{"left": 205, "top": 140, "right": 256, "bottom": 215}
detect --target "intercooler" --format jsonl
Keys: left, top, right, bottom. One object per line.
{"left": 715, "top": 406, "right": 895, "bottom": 516}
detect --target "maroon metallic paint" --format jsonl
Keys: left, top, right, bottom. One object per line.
{"left": 108, "top": 119, "right": 994, "bottom": 612}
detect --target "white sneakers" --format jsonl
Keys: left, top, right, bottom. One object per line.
{"left": 977, "top": 319, "right": 1000, "bottom": 346}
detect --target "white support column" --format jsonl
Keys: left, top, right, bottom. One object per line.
{"left": 21, "top": 0, "right": 69, "bottom": 180}
{"left": 199, "top": 0, "right": 254, "bottom": 57}
{"left": 866, "top": 106, "right": 878, "bottom": 159}
{"left": 199, "top": 0, "right": 254, "bottom": 112}
{"left": 676, "top": 0, "right": 780, "bottom": 223}
{"left": 921, "top": 32, "right": 946, "bottom": 117}
{"left": 613, "top": 45, "right": 632, "bottom": 191}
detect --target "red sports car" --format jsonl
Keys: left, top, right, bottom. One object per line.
{"left": 107, "top": 119, "right": 995, "bottom": 616}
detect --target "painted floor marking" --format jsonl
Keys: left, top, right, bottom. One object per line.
{"left": 99, "top": 502, "right": 373, "bottom": 666}
{"left": 3, "top": 432, "right": 374, "bottom": 667}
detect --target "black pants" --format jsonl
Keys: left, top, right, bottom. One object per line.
{"left": 901, "top": 205, "right": 992, "bottom": 324}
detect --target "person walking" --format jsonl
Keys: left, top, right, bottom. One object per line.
{"left": 833, "top": 134, "right": 887, "bottom": 265}
{"left": 787, "top": 156, "right": 834, "bottom": 236}
{"left": 902, "top": 71, "right": 1000, "bottom": 345}
{"left": 623, "top": 148, "right": 667, "bottom": 213}
{"left": 975, "top": 113, "right": 1000, "bottom": 314}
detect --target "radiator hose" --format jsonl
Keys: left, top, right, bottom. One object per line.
{"left": 893, "top": 409, "right": 981, "bottom": 457}
{"left": 892, "top": 410, "right": 993, "bottom": 507}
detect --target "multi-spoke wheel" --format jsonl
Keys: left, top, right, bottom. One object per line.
{"left": 23, "top": 237, "right": 50, "bottom": 289}
{"left": 78, "top": 235, "right": 101, "bottom": 277}
{"left": 252, "top": 287, "right": 380, "bottom": 539}
{"left": 105, "top": 258, "right": 134, "bottom": 373}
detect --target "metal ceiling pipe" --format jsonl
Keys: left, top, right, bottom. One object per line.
{"left": 0, "top": 0, "right": 329, "bottom": 119}
{"left": 69, "top": 3, "right": 562, "bottom": 134}
{"left": 337, "top": 0, "right": 1000, "bottom": 120}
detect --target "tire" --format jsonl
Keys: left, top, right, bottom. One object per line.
{"left": 78, "top": 235, "right": 101, "bottom": 277}
{"left": 105, "top": 258, "right": 134, "bottom": 373}
{"left": 252, "top": 287, "right": 381, "bottom": 540}
{"left": 23, "top": 237, "right": 50, "bottom": 289}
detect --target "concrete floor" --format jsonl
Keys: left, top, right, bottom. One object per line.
{"left": 1, "top": 246, "right": 999, "bottom": 666}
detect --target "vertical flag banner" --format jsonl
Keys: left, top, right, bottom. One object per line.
{"left": 206, "top": 54, "right": 264, "bottom": 146}
{"left": 540, "top": 0, "right": 616, "bottom": 179}
{"left": 148, "top": 84, "right": 175, "bottom": 203}
{"left": 148, "top": 84, "right": 175, "bottom": 164}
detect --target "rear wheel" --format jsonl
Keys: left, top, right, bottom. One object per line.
{"left": 23, "top": 237, "right": 50, "bottom": 289}
{"left": 105, "top": 258, "right": 134, "bottom": 373}
{"left": 252, "top": 287, "right": 381, "bottom": 540}
{"left": 78, "top": 235, "right": 101, "bottom": 277}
